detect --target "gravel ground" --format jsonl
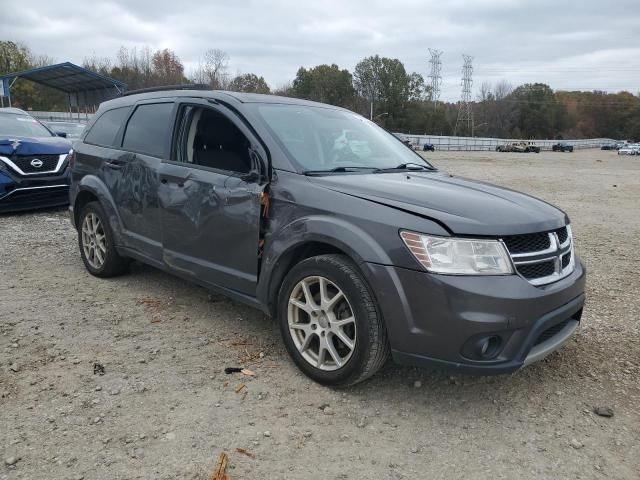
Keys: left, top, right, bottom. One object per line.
{"left": 1, "top": 149, "right": 638, "bottom": 480}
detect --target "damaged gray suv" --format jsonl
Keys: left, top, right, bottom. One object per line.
{"left": 69, "top": 87, "right": 586, "bottom": 386}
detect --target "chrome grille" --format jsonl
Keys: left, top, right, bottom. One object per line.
{"left": 503, "top": 225, "right": 574, "bottom": 286}
{"left": 0, "top": 153, "right": 67, "bottom": 176}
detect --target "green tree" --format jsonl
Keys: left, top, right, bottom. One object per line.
{"left": 292, "top": 64, "right": 354, "bottom": 107}
{"left": 353, "top": 55, "right": 383, "bottom": 118}
{"left": 0, "top": 40, "right": 30, "bottom": 74}
{"left": 407, "top": 72, "right": 428, "bottom": 102}
{"left": 509, "top": 83, "right": 566, "bottom": 138}
{"left": 228, "top": 73, "right": 270, "bottom": 94}
{"left": 353, "top": 55, "right": 413, "bottom": 129}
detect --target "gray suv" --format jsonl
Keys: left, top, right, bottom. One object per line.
{"left": 69, "top": 88, "right": 586, "bottom": 386}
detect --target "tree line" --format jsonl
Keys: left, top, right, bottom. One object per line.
{"left": 1, "top": 40, "right": 639, "bottom": 140}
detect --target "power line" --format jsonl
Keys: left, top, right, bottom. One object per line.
{"left": 455, "top": 54, "right": 474, "bottom": 136}
{"left": 428, "top": 48, "right": 443, "bottom": 111}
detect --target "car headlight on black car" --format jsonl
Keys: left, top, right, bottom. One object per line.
{"left": 400, "top": 231, "right": 514, "bottom": 275}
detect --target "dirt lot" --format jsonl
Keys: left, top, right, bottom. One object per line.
{"left": 1, "top": 149, "right": 639, "bottom": 480}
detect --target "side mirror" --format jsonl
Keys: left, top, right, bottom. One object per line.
{"left": 56, "top": 131, "right": 67, "bottom": 138}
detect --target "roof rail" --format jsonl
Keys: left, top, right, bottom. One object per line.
{"left": 122, "top": 84, "right": 212, "bottom": 97}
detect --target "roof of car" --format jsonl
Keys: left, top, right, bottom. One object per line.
{"left": 100, "top": 88, "right": 345, "bottom": 111}
{"left": 0, "top": 107, "right": 30, "bottom": 115}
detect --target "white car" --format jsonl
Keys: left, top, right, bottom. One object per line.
{"left": 618, "top": 144, "right": 640, "bottom": 155}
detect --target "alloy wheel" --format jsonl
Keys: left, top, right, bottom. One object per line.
{"left": 287, "top": 276, "right": 357, "bottom": 371}
{"left": 81, "top": 212, "right": 107, "bottom": 270}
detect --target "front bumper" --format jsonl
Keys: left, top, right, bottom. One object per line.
{"left": 362, "top": 258, "right": 586, "bottom": 374}
{"left": 0, "top": 168, "right": 70, "bottom": 213}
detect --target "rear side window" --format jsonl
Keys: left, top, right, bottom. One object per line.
{"left": 84, "top": 107, "right": 130, "bottom": 147}
{"left": 122, "top": 103, "right": 174, "bottom": 158}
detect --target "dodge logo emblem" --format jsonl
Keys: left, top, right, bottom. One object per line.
{"left": 30, "top": 158, "right": 44, "bottom": 168}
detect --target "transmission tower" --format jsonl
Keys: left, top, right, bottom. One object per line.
{"left": 428, "top": 48, "right": 443, "bottom": 110}
{"left": 455, "top": 54, "right": 474, "bottom": 136}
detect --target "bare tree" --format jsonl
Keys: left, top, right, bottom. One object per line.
{"left": 478, "top": 81, "right": 492, "bottom": 102}
{"left": 83, "top": 53, "right": 112, "bottom": 75}
{"left": 494, "top": 80, "right": 513, "bottom": 101}
{"left": 494, "top": 80, "right": 514, "bottom": 137}
{"left": 202, "top": 49, "right": 229, "bottom": 89}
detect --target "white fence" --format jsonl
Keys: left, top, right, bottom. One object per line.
{"left": 30, "top": 111, "right": 93, "bottom": 123}
{"left": 397, "top": 134, "right": 616, "bottom": 151}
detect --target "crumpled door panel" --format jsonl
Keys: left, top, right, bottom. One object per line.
{"left": 159, "top": 162, "right": 263, "bottom": 295}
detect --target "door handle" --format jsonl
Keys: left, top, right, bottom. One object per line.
{"left": 104, "top": 160, "right": 124, "bottom": 170}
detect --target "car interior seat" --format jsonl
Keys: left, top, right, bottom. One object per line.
{"left": 193, "top": 111, "right": 251, "bottom": 173}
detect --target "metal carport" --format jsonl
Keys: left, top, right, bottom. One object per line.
{"left": 0, "top": 62, "right": 127, "bottom": 118}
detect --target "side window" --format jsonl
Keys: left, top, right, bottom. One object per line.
{"left": 122, "top": 103, "right": 174, "bottom": 158}
{"left": 84, "top": 107, "right": 130, "bottom": 147}
{"left": 176, "top": 105, "right": 252, "bottom": 174}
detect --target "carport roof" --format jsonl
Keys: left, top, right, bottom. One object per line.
{"left": 0, "top": 62, "right": 126, "bottom": 94}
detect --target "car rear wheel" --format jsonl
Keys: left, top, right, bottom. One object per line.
{"left": 278, "top": 254, "right": 389, "bottom": 386}
{"left": 78, "top": 201, "right": 129, "bottom": 277}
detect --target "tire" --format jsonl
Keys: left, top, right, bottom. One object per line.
{"left": 78, "top": 201, "right": 129, "bottom": 278}
{"left": 277, "top": 254, "right": 389, "bottom": 386}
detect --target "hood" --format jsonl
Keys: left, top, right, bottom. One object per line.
{"left": 0, "top": 136, "right": 72, "bottom": 157}
{"left": 309, "top": 171, "right": 568, "bottom": 236}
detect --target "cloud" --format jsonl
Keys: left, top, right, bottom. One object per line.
{"left": 2, "top": 0, "right": 639, "bottom": 99}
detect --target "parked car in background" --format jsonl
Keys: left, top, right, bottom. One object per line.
{"left": 552, "top": 142, "right": 574, "bottom": 152}
{"left": 45, "top": 121, "right": 86, "bottom": 139}
{"left": 512, "top": 142, "right": 528, "bottom": 153}
{"left": 525, "top": 142, "right": 541, "bottom": 153}
{"left": 0, "top": 108, "right": 73, "bottom": 213}
{"left": 422, "top": 143, "right": 435, "bottom": 152}
{"left": 70, "top": 88, "right": 585, "bottom": 386}
{"left": 601, "top": 142, "right": 620, "bottom": 150}
{"left": 496, "top": 141, "right": 540, "bottom": 153}
{"left": 617, "top": 144, "right": 639, "bottom": 155}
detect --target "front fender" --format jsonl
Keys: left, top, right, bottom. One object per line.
{"left": 74, "top": 175, "right": 125, "bottom": 246}
{"left": 256, "top": 214, "right": 394, "bottom": 308}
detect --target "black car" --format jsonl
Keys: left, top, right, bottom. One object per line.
{"left": 0, "top": 108, "right": 73, "bottom": 213}
{"left": 70, "top": 88, "right": 585, "bottom": 386}
{"left": 552, "top": 142, "right": 574, "bottom": 152}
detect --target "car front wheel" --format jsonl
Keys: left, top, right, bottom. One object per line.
{"left": 278, "top": 254, "right": 389, "bottom": 386}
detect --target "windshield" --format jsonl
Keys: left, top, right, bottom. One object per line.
{"left": 0, "top": 113, "right": 53, "bottom": 138}
{"left": 254, "top": 104, "right": 434, "bottom": 172}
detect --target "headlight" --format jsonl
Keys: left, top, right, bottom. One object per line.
{"left": 400, "top": 231, "right": 514, "bottom": 275}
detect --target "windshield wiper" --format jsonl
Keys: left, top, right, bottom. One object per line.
{"left": 304, "top": 166, "right": 378, "bottom": 175}
{"left": 373, "top": 162, "right": 435, "bottom": 173}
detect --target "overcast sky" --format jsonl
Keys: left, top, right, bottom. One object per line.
{"left": 2, "top": 0, "right": 639, "bottom": 100}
